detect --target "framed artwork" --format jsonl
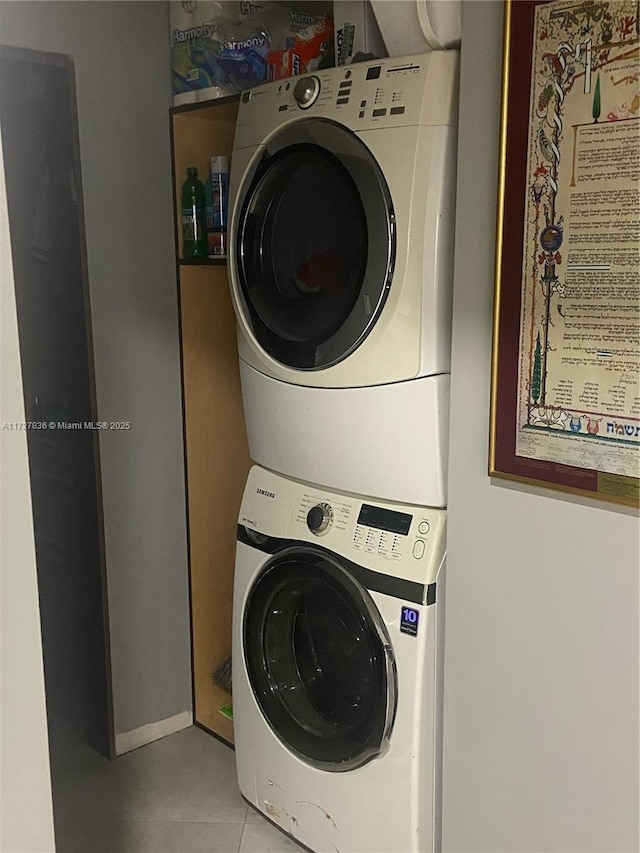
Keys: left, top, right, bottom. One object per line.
{"left": 490, "top": 0, "right": 640, "bottom": 507}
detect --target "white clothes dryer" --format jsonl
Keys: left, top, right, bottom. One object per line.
{"left": 228, "top": 52, "right": 459, "bottom": 508}
{"left": 233, "top": 465, "right": 446, "bottom": 853}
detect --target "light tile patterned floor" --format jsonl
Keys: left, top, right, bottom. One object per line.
{"left": 51, "top": 725, "right": 303, "bottom": 853}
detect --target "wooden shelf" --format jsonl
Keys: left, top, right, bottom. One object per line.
{"left": 179, "top": 257, "right": 228, "bottom": 267}
{"left": 171, "top": 99, "right": 239, "bottom": 263}
{"left": 171, "top": 93, "right": 241, "bottom": 117}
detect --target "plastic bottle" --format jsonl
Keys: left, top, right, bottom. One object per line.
{"left": 181, "top": 166, "right": 207, "bottom": 259}
{"left": 206, "top": 155, "right": 229, "bottom": 258}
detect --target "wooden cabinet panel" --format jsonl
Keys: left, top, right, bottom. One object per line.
{"left": 172, "top": 96, "right": 251, "bottom": 745}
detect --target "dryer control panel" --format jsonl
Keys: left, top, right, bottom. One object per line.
{"left": 240, "top": 465, "right": 446, "bottom": 589}
{"left": 233, "top": 50, "right": 459, "bottom": 149}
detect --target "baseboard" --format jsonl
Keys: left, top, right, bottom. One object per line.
{"left": 115, "top": 709, "right": 193, "bottom": 756}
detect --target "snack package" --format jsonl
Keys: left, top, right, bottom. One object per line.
{"left": 267, "top": 13, "right": 334, "bottom": 81}
{"left": 267, "top": 49, "right": 299, "bottom": 82}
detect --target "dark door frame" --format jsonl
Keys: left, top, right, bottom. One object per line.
{"left": 0, "top": 43, "right": 115, "bottom": 760}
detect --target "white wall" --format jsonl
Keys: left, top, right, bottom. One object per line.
{"left": 443, "top": 3, "right": 639, "bottom": 851}
{"left": 0, "top": 126, "right": 55, "bottom": 853}
{"left": 0, "top": 1, "right": 192, "bottom": 736}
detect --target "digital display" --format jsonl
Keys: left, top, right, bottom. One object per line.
{"left": 388, "top": 64, "right": 420, "bottom": 74}
{"left": 357, "top": 504, "right": 412, "bottom": 536}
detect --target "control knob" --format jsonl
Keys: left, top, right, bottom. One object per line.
{"left": 294, "top": 75, "right": 321, "bottom": 109}
{"left": 307, "top": 502, "right": 333, "bottom": 535}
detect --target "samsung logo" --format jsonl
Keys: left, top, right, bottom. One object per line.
{"left": 256, "top": 488, "right": 275, "bottom": 499}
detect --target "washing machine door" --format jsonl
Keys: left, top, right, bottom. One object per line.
{"left": 234, "top": 118, "right": 395, "bottom": 369}
{"left": 243, "top": 546, "right": 397, "bottom": 771}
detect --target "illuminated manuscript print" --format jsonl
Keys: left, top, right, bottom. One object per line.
{"left": 516, "top": 0, "right": 640, "bottom": 478}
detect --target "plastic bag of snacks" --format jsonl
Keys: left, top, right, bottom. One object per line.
{"left": 171, "top": 2, "right": 273, "bottom": 104}
{"left": 171, "top": 2, "right": 333, "bottom": 105}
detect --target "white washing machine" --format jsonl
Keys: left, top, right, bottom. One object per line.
{"left": 233, "top": 465, "right": 446, "bottom": 853}
{"left": 228, "top": 52, "right": 459, "bottom": 508}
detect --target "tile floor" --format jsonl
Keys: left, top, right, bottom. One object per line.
{"left": 50, "top": 724, "right": 304, "bottom": 853}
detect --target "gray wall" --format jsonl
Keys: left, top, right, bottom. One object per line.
{"left": 443, "top": 3, "right": 639, "bottom": 851}
{"left": 0, "top": 131, "right": 55, "bottom": 852}
{"left": 0, "top": 1, "right": 191, "bottom": 736}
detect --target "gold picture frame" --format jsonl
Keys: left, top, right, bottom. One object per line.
{"left": 489, "top": 0, "right": 640, "bottom": 507}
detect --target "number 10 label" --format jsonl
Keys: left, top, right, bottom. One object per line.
{"left": 400, "top": 606, "right": 420, "bottom": 637}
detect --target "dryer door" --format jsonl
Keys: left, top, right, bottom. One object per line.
{"left": 234, "top": 118, "right": 395, "bottom": 369}
{"left": 243, "top": 546, "right": 397, "bottom": 772}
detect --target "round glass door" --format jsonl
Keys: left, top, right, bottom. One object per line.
{"left": 243, "top": 547, "right": 397, "bottom": 771}
{"left": 234, "top": 119, "right": 395, "bottom": 369}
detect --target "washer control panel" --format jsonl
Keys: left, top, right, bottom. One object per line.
{"left": 241, "top": 467, "right": 446, "bottom": 588}
{"left": 352, "top": 508, "right": 433, "bottom": 563}
{"left": 293, "top": 484, "right": 445, "bottom": 583}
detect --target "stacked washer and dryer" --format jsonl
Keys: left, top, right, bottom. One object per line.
{"left": 227, "top": 7, "right": 460, "bottom": 850}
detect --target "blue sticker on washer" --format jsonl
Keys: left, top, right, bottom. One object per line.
{"left": 400, "top": 605, "right": 419, "bottom": 636}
